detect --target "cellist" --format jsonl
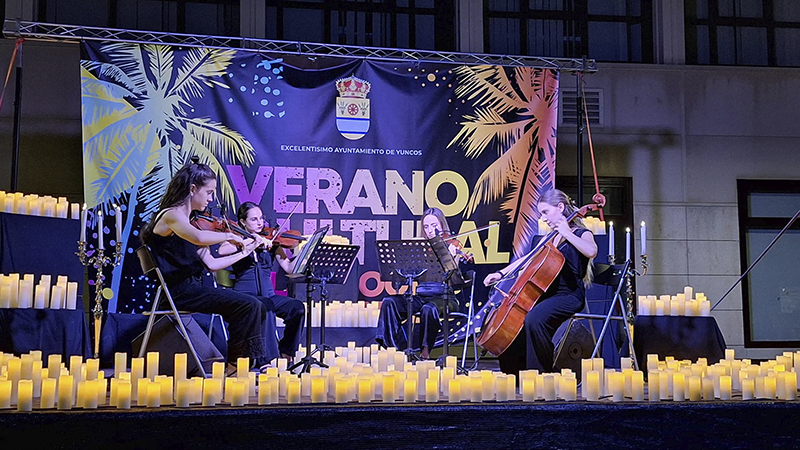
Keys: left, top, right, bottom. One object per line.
{"left": 483, "top": 189, "right": 597, "bottom": 374}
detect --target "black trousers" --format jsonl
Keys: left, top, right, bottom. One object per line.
{"left": 169, "top": 276, "right": 268, "bottom": 366}
{"left": 256, "top": 294, "right": 305, "bottom": 357}
{"left": 375, "top": 295, "right": 440, "bottom": 351}
{"left": 499, "top": 293, "right": 585, "bottom": 374}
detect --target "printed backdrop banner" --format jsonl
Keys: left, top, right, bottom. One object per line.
{"left": 80, "top": 42, "right": 559, "bottom": 317}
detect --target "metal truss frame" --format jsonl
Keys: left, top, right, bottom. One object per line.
{"left": 3, "top": 19, "right": 597, "bottom": 73}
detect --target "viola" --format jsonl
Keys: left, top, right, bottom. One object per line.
{"left": 476, "top": 195, "right": 606, "bottom": 356}
{"left": 189, "top": 209, "right": 255, "bottom": 246}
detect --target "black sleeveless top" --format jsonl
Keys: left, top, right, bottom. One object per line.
{"left": 145, "top": 212, "right": 205, "bottom": 286}
{"left": 230, "top": 247, "right": 276, "bottom": 298}
{"left": 532, "top": 227, "right": 591, "bottom": 299}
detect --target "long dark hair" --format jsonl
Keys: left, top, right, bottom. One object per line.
{"left": 140, "top": 159, "right": 216, "bottom": 243}
{"left": 237, "top": 201, "right": 260, "bottom": 225}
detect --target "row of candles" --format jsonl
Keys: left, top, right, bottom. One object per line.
{"left": 537, "top": 217, "right": 647, "bottom": 261}
{"left": 4, "top": 347, "right": 800, "bottom": 410}
{"left": 0, "top": 191, "right": 80, "bottom": 220}
{"left": 0, "top": 273, "right": 79, "bottom": 310}
{"left": 79, "top": 203, "right": 122, "bottom": 250}
{"left": 637, "top": 286, "right": 711, "bottom": 317}
{"left": 275, "top": 301, "right": 381, "bottom": 328}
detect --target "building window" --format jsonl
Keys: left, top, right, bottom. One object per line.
{"left": 484, "top": 0, "right": 654, "bottom": 63}
{"left": 37, "top": 0, "right": 241, "bottom": 36}
{"left": 738, "top": 179, "right": 800, "bottom": 347}
{"left": 686, "top": 0, "right": 800, "bottom": 67}
{"left": 264, "top": 0, "right": 455, "bottom": 51}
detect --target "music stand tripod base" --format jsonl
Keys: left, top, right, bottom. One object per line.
{"left": 289, "top": 240, "right": 360, "bottom": 373}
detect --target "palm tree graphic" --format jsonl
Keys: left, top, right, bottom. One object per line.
{"left": 81, "top": 42, "right": 256, "bottom": 311}
{"left": 448, "top": 65, "right": 559, "bottom": 256}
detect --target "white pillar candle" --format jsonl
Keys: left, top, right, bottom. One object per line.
{"left": 495, "top": 375, "right": 509, "bottom": 402}
{"left": 480, "top": 371, "right": 494, "bottom": 401}
{"left": 146, "top": 381, "right": 161, "bottom": 408}
{"left": 146, "top": 352, "right": 159, "bottom": 380}
{"left": 0, "top": 379, "right": 11, "bottom": 408}
{"left": 47, "top": 284, "right": 62, "bottom": 309}
{"left": 584, "top": 370, "right": 600, "bottom": 401}
{"left": 32, "top": 362, "right": 43, "bottom": 397}
{"left": 116, "top": 380, "right": 131, "bottom": 409}
{"left": 97, "top": 210, "right": 104, "bottom": 250}
{"left": 631, "top": 371, "right": 644, "bottom": 401}
{"left": 719, "top": 375, "right": 732, "bottom": 400}
{"left": 608, "top": 371, "right": 625, "bottom": 402}
{"left": 286, "top": 377, "right": 301, "bottom": 404}
{"left": 443, "top": 378, "right": 458, "bottom": 403}
{"left": 137, "top": 378, "right": 150, "bottom": 405}
{"left": 65, "top": 282, "right": 78, "bottom": 310}
{"left": 625, "top": 227, "right": 631, "bottom": 261}
{"left": 33, "top": 284, "right": 47, "bottom": 309}
{"left": 311, "top": 375, "right": 327, "bottom": 403}
{"left": 130, "top": 357, "right": 144, "bottom": 398}
{"left": 84, "top": 380, "right": 99, "bottom": 409}
{"left": 18, "top": 280, "right": 33, "bottom": 308}
{"left": 764, "top": 375, "right": 777, "bottom": 399}
{"left": 470, "top": 375, "right": 483, "bottom": 402}
{"left": 542, "top": 374, "right": 556, "bottom": 401}
{"left": 17, "top": 380, "right": 33, "bottom": 412}
{"left": 357, "top": 377, "right": 372, "bottom": 403}
{"left": 40, "top": 378, "right": 56, "bottom": 409}
{"left": 112, "top": 352, "right": 126, "bottom": 379}
{"left": 158, "top": 376, "right": 173, "bottom": 405}
{"left": 640, "top": 221, "right": 646, "bottom": 255}
{"left": 741, "top": 377, "right": 755, "bottom": 400}
{"left": 425, "top": 378, "right": 439, "bottom": 403}
{"left": 57, "top": 375, "right": 74, "bottom": 410}
{"left": 80, "top": 204, "right": 88, "bottom": 242}
{"left": 608, "top": 222, "right": 614, "bottom": 257}
{"left": 404, "top": 378, "right": 418, "bottom": 402}
{"left": 7, "top": 358, "right": 21, "bottom": 404}
{"left": 700, "top": 300, "right": 711, "bottom": 316}
{"left": 785, "top": 372, "right": 797, "bottom": 401}
{"left": 702, "top": 376, "right": 715, "bottom": 400}
{"left": 114, "top": 204, "right": 122, "bottom": 243}
{"left": 231, "top": 379, "right": 248, "bottom": 406}
{"left": 560, "top": 375, "right": 577, "bottom": 401}
{"left": 202, "top": 379, "right": 217, "bottom": 406}
{"left": 672, "top": 373, "right": 685, "bottom": 402}
{"left": 521, "top": 378, "right": 535, "bottom": 402}
{"left": 257, "top": 375, "right": 270, "bottom": 405}
{"left": 647, "top": 371, "right": 660, "bottom": 402}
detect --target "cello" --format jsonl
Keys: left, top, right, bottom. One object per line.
{"left": 476, "top": 195, "right": 605, "bottom": 356}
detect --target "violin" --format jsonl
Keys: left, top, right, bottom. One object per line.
{"left": 257, "top": 226, "right": 306, "bottom": 250}
{"left": 189, "top": 209, "right": 255, "bottom": 247}
{"left": 476, "top": 196, "right": 605, "bottom": 356}
{"left": 439, "top": 223, "right": 500, "bottom": 263}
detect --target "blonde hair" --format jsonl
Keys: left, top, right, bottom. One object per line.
{"left": 538, "top": 189, "right": 594, "bottom": 288}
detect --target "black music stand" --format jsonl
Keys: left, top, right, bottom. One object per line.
{"left": 424, "top": 235, "right": 469, "bottom": 370}
{"left": 288, "top": 228, "right": 359, "bottom": 373}
{"left": 376, "top": 238, "right": 444, "bottom": 361}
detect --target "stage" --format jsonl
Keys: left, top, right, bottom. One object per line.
{"left": 2, "top": 399, "right": 799, "bottom": 449}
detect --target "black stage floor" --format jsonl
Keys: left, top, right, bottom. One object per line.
{"left": 2, "top": 400, "right": 799, "bottom": 449}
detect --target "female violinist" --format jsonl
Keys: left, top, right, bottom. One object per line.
{"left": 375, "top": 207, "right": 462, "bottom": 360}
{"left": 218, "top": 202, "right": 306, "bottom": 363}
{"left": 483, "top": 189, "right": 597, "bottom": 374}
{"left": 140, "top": 159, "right": 269, "bottom": 373}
